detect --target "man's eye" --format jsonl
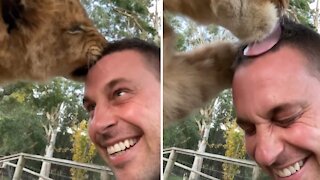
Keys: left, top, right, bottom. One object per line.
{"left": 273, "top": 111, "right": 303, "bottom": 127}
{"left": 238, "top": 124, "right": 256, "bottom": 136}
{"left": 110, "top": 88, "right": 134, "bottom": 104}
{"left": 85, "top": 104, "right": 96, "bottom": 112}
{"left": 244, "top": 127, "right": 256, "bottom": 136}
{"left": 115, "top": 90, "right": 126, "bottom": 97}
{"left": 113, "top": 89, "right": 129, "bottom": 98}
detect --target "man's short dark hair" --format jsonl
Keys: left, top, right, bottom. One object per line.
{"left": 101, "top": 38, "right": 160, "bottom": 79}
{"left": 233, "top": 17, "right": 320, "bottom": 76}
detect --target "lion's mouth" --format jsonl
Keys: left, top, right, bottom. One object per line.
{"left": 87, "top": 45, "right": 103, "bottom": 60}
{"left": 85, "top": 45, "right": 104, "bottom": 67}
{"left": 70, "top": 45, "right": 104, "bottom": 79}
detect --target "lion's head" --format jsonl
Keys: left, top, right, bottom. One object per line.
{"left": 0, "top": 0, "right": 107, "bottom": 83}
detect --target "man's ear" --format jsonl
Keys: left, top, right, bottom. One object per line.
{"left": 2, "top": 0, "right": 25, "bottom": 33}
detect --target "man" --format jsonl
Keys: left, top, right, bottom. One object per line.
{"left": 83, "top": 38, "right": 160, "bottom": 180}
{"left": 232, "top": 17, "right": 320, "bottom": 179}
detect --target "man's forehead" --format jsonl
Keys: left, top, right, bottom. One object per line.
{"left": 84, "top": 78, "right": 131, "bottom": 98}
{"left": 234, "top": 48, "right": 300, "bottom": 95}
{"left": 84, "top": 50, "right": 150, "bottom": 97}
{"left": 237, "top": 46, "right": 307, "bottom": 77}
{"left": 89, "top": 50, "right": 145, "bottom": 72}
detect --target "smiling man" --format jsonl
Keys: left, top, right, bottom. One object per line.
{"left": 83, "top": 38, "right": 160, "bottom": 180}
{"left": 232, "top": 17, "right": 320, "bottom": 179}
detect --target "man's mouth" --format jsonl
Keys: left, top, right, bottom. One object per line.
{"left": 107, "top": 138, "right": 138, "bottom": 156}
{"left": 274, "top": 159, "right": 305, "bottom": 178}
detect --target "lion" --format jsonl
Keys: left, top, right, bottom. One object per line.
{"left": 164, "top": 0, "right": 289, "bottom": 126}
{"left": 0, "top": 0, "right": 107, "bottom": 84}
{"left": 164, "top": 0, "right": 288, "bottom": 42}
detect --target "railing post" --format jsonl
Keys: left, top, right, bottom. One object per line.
{"left": 13, "top": 154, "right": 25, "bottom": 180}
{"left": 252, "top": 166, "right": 261, "bottom": 180}
{"left": 100, "top": 170, "right": 110, "bottom": 180}
{"left": 0, "top": 162, "right": 4, "bottom": 180}
{"left": 163, "top": 149, "right": 177, "bottom": 180}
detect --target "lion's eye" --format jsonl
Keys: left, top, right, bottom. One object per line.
{"left": 68, "top": 24, "right": 85, "bottom": 34}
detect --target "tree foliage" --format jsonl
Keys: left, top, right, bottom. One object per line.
{"left": 0, "top": 95, "right": 46, "bottom": 155}
{"left": 0, "top": 78, "right": 87, "bottom": 157}
{"left": 70, "top": 120, "right": 96, "bottom": 180}
{"left": 222, "top": 120, "right": 246, "bottom": 180}
{"left": 288, "top": 0, "right": 314, "bottom": 26}
{"left": 81, "top": 0, "right": 160, "bottom": 43}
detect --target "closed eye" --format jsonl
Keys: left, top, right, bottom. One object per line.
{"left": 273, "top": 111, "right": 303, "bottom": 127}
{"left": 241, "top": 124, "right": 256, "bottom": 136}
{"left": 68, "top": 24, "right": 85, "bottom": 34}
{"left": 237, "top": 119, "right": 256, "bottom": 136}
{"left": 268, "top": 102, "right": 305, "bottom": 127}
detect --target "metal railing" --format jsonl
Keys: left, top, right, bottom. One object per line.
{"left": 0, "top": 153, "right": 113, "bottom": 180}
{"left": 163, "top": 147, "right": 261, "bottom": 180}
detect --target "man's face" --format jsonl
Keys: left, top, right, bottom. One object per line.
{"left": 233, "top": 46, "right": 320, "bottom": 179}
{"left": 84, "top": 50, "right": 160, "bottom": 180}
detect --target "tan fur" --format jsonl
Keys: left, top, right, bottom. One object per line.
{"left": 164, "top": 22, "right": 237, "bottom": 125}
{"left": 164, "top": 0, "right": 288, "bottom": 42}
{"left": 0, "top": 0, "right": 107, "bottom": 84}
{"left": 164, "top": 0, "right": 289, "bottom": 126}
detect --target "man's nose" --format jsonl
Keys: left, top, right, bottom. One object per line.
{"left": 89, "top": 104, "right": 118, "bottom": 135}
{"left": 254, "top": 128, "right": 284, "bottom": 167}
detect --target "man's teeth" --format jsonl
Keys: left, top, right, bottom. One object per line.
{"left": 107, "top": 138, "right": 137, "bottom": 155}
{"left": 275, "top": 160, "right": 304, "bottom": 178}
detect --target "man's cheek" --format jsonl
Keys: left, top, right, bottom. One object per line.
{"left": 289, "top": 127, "right": 320, "bottom": 161}
{"left": 87, "top": 124, "right": 96, "bottom": 143}
{"left": 245, "top": 137, "right": 255, "bottom": 158}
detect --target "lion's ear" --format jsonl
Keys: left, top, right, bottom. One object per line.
{"left": 2, "top": 0, "right": 24, "bottom": 33}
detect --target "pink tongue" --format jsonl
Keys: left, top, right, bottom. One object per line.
{"left": 244, "top": 22, "right": 281, "bottom": 56}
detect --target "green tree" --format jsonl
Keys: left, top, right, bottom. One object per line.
{"left": 288, "top": 0, "right": 313, "bottom": 26}
{"left": 70, "top": 120, "right": 96, "bottom": 180}
{"left": 81, "top": 0, "right": 160, "bottom": 43}
{"left": 0, "top": 79, "right": 87, "bottom": 176}
{"left": 222, "top": 120, "right": 246, "bottom": 180}
{"left": 0, "top": 95, "right": 46, "bottom": 155}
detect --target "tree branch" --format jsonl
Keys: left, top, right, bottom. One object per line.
{"left": 112, "top": 6, "right": 145, "bottom": 32}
